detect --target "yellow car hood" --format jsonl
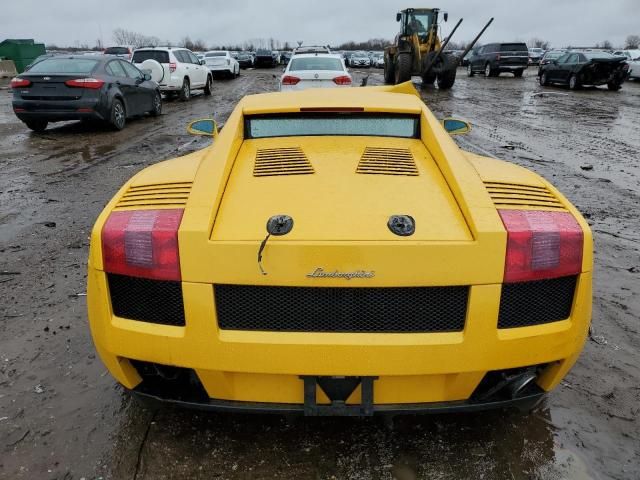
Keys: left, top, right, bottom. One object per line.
{"left": 210, "top": 136, "right": 471, "bottom": 242}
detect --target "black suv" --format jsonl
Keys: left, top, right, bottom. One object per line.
{"left": 467, "top": 42, "right": 529, "bottom": 77}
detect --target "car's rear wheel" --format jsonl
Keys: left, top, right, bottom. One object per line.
{"left": 109, "top": 98, "right": 126, "bottom": 130}
{"left": 569, "top": 74, "right": 581, "bottom": 90}
{"left": 394, "top": 53, "right": 412, "bottom": 84}
{"left": 485, "top": 63, "right": 495, "bottom": 77}
{"left": 539, "top": 71, "right": 549, "bottom": 86}
{"left": 204, "top": 75, "right": 213, "bottom": 96}
{"left": 150, "top": 91, "right": 162, "bottom": 116}
{"left": 607, "top": 81, "right": 621, "bottom": 91}
{"left": 467, "top": 63, "right": 474, "bottom": 77}
{"left": 514, "top": 69, "right": 524, "bottom": 78}
{"left": 179, "top": 78, "right": 190, "bottom": 101}
{"left": 25, "top": 120, "right": 48, "bottom": 132}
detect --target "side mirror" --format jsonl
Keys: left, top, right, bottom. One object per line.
{"left": 396, "top": 12, "right": 401, "bottom": 22}
{"left": 187, "top": 118, "right": 218, "bottom": 138}
{"left": 442, "top": 118, "right": 471, "bottom": 135}
{"left": 200, "top": 59, "right": 206, "bottom": 65}
{"left": 443, "top": 12, "right": 449, "bottom": 22}
{"left": 143, "top": 73, "right": 152, "bottom": 81}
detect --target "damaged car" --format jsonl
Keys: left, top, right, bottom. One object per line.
{"left": 87, "top": 82, "right": 592, "bottom": 416}
{"left": 538, "top": 51, "right": 629, "bottom": 90}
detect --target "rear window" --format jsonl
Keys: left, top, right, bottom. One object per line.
{"left": 28, "top": 58, "right": 99, "bottom": 74}
{"left": 245, "top": 113, "right": 420, "bottom": 139}
{"left": 105, "top": 47, "right": 129, "bottom": 55}
{"left": 500, "top": 44, "right": 528, "bottom": 52}
{"left": 205, "top": 52, "right": 225, "bottom": 57}
{"left": 289, "top": 57, "right": 343, "bottom": 71}
{"left": 132, "top": 50, "right": 170, "bottom": 64}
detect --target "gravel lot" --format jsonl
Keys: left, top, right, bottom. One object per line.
{"left": 1, "top": 68, "right": 639, "bottom": 480}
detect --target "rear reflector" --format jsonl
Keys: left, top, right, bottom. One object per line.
{"left": 281, "top": 75, "right": 301, "bottom": 85}
{"left": 77, "top": 108, "right": 93, "bottom": 113}
{"left": 65, "top": 78, "right": 105, "bottom": 89}
{"left": 499, "top": 209, "right": 583, "bottom": 283}
{"left": 13, "top": 107, "right": 26, "bottom": 112}
{"left": 102, "top": 209, "right": 183, "bottom": 281}
{"left": 10, "top": 77, "right": 31, "bottom": 88}
{"left": 333, "top": 75, "right": 352, "bottom": 85}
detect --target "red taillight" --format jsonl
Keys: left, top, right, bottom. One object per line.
{"left": 10, "top": 77, "right": 31, "bottom": 88}
{"left": 281, "top": 75, "right": 301, "bottom": 85}
{"left": 333, "top": 75, "right": 352, "bottom": 85}
{"left": 65, "top": 78, "right": 105, "bottom": 89}
{"left": 102, "top": 209, "right": 184, "bottom": 281}
{"left": 499, "top": 209, "right": 583, "bottom": 283}
{"left": 169, "top": 62, "right": 177, "bottom": 73}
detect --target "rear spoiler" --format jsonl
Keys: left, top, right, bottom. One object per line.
{"left": 363, "top": 81, "right": 420, "bottom": 98}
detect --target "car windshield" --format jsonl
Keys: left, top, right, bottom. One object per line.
{"left": 27, "top": 58, "right": 99, "bottom": 74}
{"left": 105, "top": 47, "right": 129, "bottom": 55}
{"left": 289, "top": 57, "right": 343, "bottom": 71}
{"left": 206, "top": 52, "right": 226, "bottom": 57}
{"left": 584, "top": 52, "right": 615, "bottom": 59}
{"left": 545, "top": 51, "right": 563, "bottom": 59}
{"left": 132, "top": 50, "right": 170, "bottom": 63}
{"left": 245, "top": 114, "right": 420, "bottom": 139}
{"left": 500, "top": 44, "right": 528, "bottom": 52}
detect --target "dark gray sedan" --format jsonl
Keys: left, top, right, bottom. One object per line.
{"left": 11, "top": 55, "right": 162, "bottom": 132}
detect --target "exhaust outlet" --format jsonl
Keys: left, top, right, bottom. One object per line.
{"left": 506, "top": 372, "right": 537, "bottom": 399}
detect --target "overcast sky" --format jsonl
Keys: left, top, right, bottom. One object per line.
{"left": 2, "top": 0, "right": 638, "bottom": 49}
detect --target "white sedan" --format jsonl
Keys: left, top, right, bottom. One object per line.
{"left": 279, "top": 54, "right": 352, "bottom": 91}
{"left": 204, "top": 51, "right": 240, "bottom": 78}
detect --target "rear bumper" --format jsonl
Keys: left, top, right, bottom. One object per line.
{"left": 87, "top": 265, "right": 592, "bottom": 412}
{"left": 13, "top": 98, "right": 107, "bottom": 122}
{"left": 208, "top": 65, "right": 233, "bottom": 72}
{"left": 497, "top": 64, "right": 528, "bottom": 71}
{"left": 132, "top": 387, "right": 545, "bottom": 416}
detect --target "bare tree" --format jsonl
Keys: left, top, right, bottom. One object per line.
{"left": 625, "top": 34, "right": 640, "bottom": 49}
{"left": 528, "top": 38, "right": 550, "bottom": 50}
{"left": 601, "top": 40, "right": 613, "bottom": 50}
{"left": 95, "top": 38, "right": 103, "bottom": 50}
{"left": 192, "top": 38, "right": 206, "bottom": 51}
{"left": 113, "top": 28, "right": 159, "bottom": 48}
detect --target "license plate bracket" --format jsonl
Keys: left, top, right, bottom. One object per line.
{"left": 300, "top": 375, "right": 377, "bottom": 416}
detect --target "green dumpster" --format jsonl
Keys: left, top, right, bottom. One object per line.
{"left": 0, "top": 39, "right": 46, "bottom": 73}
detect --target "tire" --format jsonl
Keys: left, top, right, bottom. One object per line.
{"left": 514, "top": 69, "right": 524, "bottom": 78}
{"left": 467, "top": 63, "right": 474, "bottom": 77}
{"left": 539, "top": 71, "right": 549, "bottom": 86}
{"left": 607, "top": 82, "right": 621, "bottom": 91}
{"left": 421, "top": 52, "right": 438, "bottom": 85}
{"left": 569, "top": 74, "right": 580, "bottom": 90}
{"left": 150, "top": 91, "right": 162, "bottom": 116}
{"left": 179, "top": 78, "right": 190, "bottom": 101}
{"left": 394, "top": 53, "right": 412, "bottom": 84}
{"left": 204, "top": 75, "right": 213, "bottom": 96}
{"left": 109, "top": 98, "right": 126, "bottom": 130}
{"left": 485, "top": 63, "right": 495, "bottom": 77}
{"left": 383, "top": 54, "right": 395, "bottom": 84}
{"left": 435, "top": 55, "right": 457, "bottom": 89}
{"left": 25, "top": 120, "right": 48, "bottom": 132}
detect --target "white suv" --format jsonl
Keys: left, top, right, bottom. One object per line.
{"left": 132, "top": 47, "right": 212, "bottom": 101}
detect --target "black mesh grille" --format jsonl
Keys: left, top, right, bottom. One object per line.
{"left": 214, "top": 285, "right": 468, "bottom": 333}
{"left": 498, "top": 276, "right": 577, "bottom": 329}
{"left": 108, "top": 274, "right": 185, "bottom": 326}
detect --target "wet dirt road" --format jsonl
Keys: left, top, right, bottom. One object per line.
{"left": 1, "top": 69, "right": 638, "bottom": 480}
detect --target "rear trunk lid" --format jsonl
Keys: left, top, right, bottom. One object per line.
{"left": 210, "top": 137, "right": 471, "bottom": 242}
{"left": 16, "top": 74, "right": 87, "bottom": 101}
{"left": 286, "top": 70, "right": 349, "bottom": 90}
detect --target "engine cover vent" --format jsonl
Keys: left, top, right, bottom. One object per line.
{"left": 253, "top": 147, "right": 314, "bottom": 177}
{"left": 114, "top": 182, "right": 192, "bottom": 210}
{"left": 356, "top": 147, "right": 419, "bottom": 176}
{"left": 484, "top": 182, "right": 566, "bottom": 210}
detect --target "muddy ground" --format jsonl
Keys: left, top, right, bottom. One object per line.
{"left": 0, "top": 68, "right": 638, "bottom": 480}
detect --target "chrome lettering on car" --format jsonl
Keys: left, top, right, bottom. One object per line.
{"left": 306, "top": 268, "right": 375, "bottom": 280}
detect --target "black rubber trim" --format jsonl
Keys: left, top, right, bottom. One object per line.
{"left": 130, "top": 389, "right": 544, "bottom": 416}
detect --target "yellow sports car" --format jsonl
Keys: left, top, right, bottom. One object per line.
{"left": 87, "top": 82, "right": 592, "bottom": 416}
